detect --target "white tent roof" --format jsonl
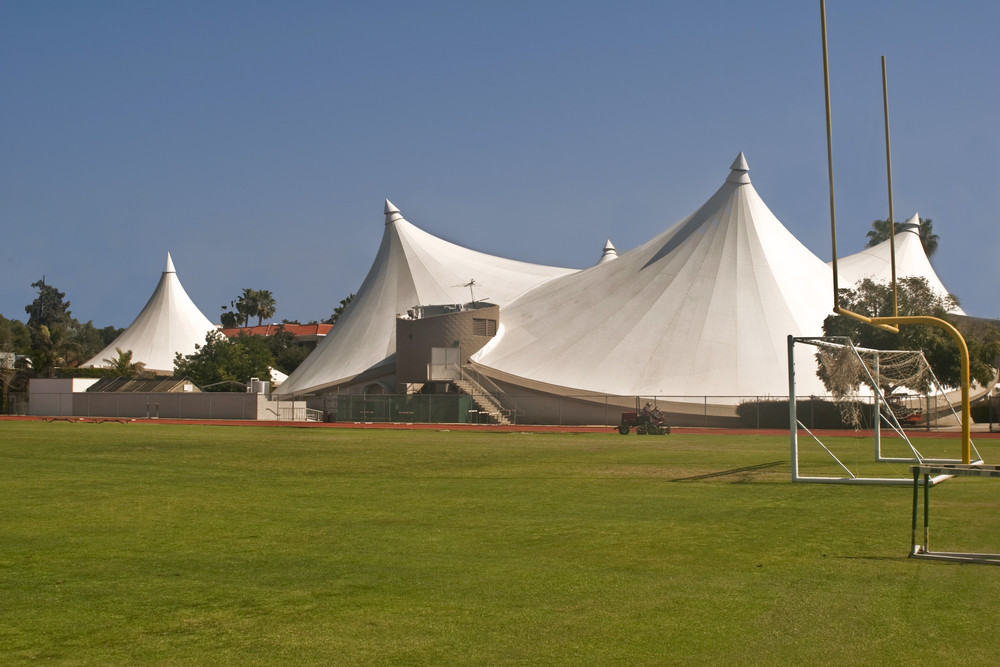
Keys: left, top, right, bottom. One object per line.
{"left": 82, "top": 253, "right": 217, "bottom": 374}
{"left": 276, "top": 201, "right": 577, "bottom": 396}
{"left": 834, "top": 213, "right": 964, "bottom": 315}
{"left": 471, "top": 153, "right": 833, "bottom": 398}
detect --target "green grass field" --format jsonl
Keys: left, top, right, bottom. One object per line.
{"left": 2, "top": 421, "right": 999, "bottom": 665}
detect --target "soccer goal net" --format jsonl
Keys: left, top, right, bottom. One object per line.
{"left": 788, "top": 336, "right": 981, "bottom": 485}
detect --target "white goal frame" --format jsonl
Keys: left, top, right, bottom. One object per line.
{"left": 788, "top": 335, "right": 981, "bottom": 486}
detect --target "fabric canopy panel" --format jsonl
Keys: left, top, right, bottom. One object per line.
{"left": 472, "top": 153, "right": 833, "bottom": 398}
{"left": 82, "top": 253, "right": 217, "bottom": 374}
{"left": 276, "top": 201, "right": 577, "bottom": 396}
{"left": 834, "top": 213, "right": 964, "bottom": 315}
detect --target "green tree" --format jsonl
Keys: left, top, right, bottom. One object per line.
{"left": 224, "top": 289, "right": 278, "bottom": 328}
{"left": 25, "top": 278, "right": 72, "bottom": 329}
{"left": 28, "top": 324, "right": 75, "bottom": 378}
{"left": 820, "top": 277, "right": 994, "bottom": 394}
{"left": 21, "top": 279, "right": 124, "bottom": 378}
{"left": 865, "top": 217, "right": 939, "bottom": 257}
{"left": 173, "top": 331, "right": 274, "bottom": 391}
{"left": 325, "top": 292, "right": 355, "bottom": 325}
{"left": 103, "top": 348, "right": 147, "bottom": 378}
{"left": 236, "top": 288, "right": 257, "bottom": 327}
{"left": 264, "top": 325, "right": 311, "bottom": 375}
{"left": 0, "top": 315, "right": 31, "bottom": 354}
{"left": 253, "top": 290, "right": 276, "bottom": 326}
{"left": 73, "top": 320, "right": 122, "bottom": 362}
{"left": 219, "top": 305, "right": 240, "bottom": 328}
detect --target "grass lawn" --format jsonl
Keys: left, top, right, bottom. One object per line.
{"left": 2, "top": 421, "right": 999, "bottom": 665}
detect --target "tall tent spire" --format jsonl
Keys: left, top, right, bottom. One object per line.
{"left": 726, "top": 152, "right": 751, "bottom": 184}
{"left": 899, "top": 212, "right": 921, "bottom": 235}
{"left": 597, "top": 239, "right": 619, "bottom": 264}
{"left": 384, "top": 199, "right": 403, "bottom": 226}
{"left": 164, "top": 252, "right": 176, "bottom": 274}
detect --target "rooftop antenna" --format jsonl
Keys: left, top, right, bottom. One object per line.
{"left": 463, "top": 279, "right": 488, "bottom": 304}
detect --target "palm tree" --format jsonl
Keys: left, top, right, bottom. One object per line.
{"left": 254, "top": 290, "right": 276, "bottom": 326}
{"left": 864, "top": 217, "right": 939, "bottom": 257}
{"left": 236, "top": 288, "right": 257, "bottom": 327}
{"left": 103, "top": 348, "right": 147, "bottom": 378}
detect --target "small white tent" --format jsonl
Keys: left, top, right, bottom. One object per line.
{"left": 471, "top": 153, "right": 833, "bottom": 399}
{"left": 82, "top": 253, "right": 216, "bottom": 374}
{"left": 276, "top": 201, "right": 576, "bottom": 396}
{"left": 834, "top": 213, "right": 964, "bottom": 315}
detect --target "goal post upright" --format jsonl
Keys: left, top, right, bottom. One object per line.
{"left": 817, "top": 0, "right": 973, "bottom": 464}
{"left": 788, "top": 335, "right": 800, "bottom": 482}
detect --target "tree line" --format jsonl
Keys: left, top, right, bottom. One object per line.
{"left": 0, "top": 280, "right": 358, "bottom": 407}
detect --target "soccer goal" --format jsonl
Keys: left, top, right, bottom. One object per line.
{"left": 788, "top": 335, "right": 981, "bottom": 485}
{"left": 911, "top": 463, "right": 1000, "bottom": 564}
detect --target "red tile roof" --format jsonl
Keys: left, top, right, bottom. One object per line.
{"left": 219, "top": 323, "right": 332, "bottom": 338}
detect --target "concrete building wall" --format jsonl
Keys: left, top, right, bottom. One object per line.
{"left": 29, "top": 379, "right": 99, "bottom": 416}
{"left": 396, "top": 304, "right": 499, "bottom": 384}
{"left": 70, "top": 392, "right": 262, "bottom": 419}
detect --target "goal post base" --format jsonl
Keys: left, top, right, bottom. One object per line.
{"left": 911, "top": 463, "right": 1000, "bottom": 565}
{"left": 909, "top": 549, "right": 1000, "bottom": 565}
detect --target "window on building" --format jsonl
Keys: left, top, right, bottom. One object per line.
{"left": 473, "top": 318, "right": 498, "bottom": 337}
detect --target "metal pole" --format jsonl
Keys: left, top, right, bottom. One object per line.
{"left": 788, "top": 336, "right": 799, "bottom": 481}
{"left": 820, "top": 0, "right": 840, "bottom": 310}
{"left": 911, "top": 467, "right": 919, "bottom": 554}
{"left": 882, "top": 56, "right": 899, "bottom": 318}
{"left": 874, "top": 353, "right": 881, "bottom": 459}
{"left": 923, "top": 473, "right": 930, "bottom": 552}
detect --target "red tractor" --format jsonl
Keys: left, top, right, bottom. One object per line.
{"left": 617, "top": 404, "right": 671, "bottom": 435}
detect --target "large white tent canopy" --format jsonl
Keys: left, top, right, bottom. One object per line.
{"left": 82, "top": 253, "right": 216, "bottom": 374}
{"left": 276, "top": 201, "right": 577, "bottom": 396}
{"left": 471, "top": 153, "right": 833, "bottom": 398}
{"left": 272, "top": 154, "right": 972, "bottom": 406}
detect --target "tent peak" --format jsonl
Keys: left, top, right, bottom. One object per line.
{"left": 598, "top": 239, "right": 619, "bottom": 264}
{"left": 726, "top": 152, "right": 751, "bottom": 184}
{"left": 164, "top": 252, "right": 176, "bottom": 274}
{"left": 899, "top": 212, "right": 921, "bottom": 235}
{"left": 384, "top": 199, "right": 403, "bottom": 226}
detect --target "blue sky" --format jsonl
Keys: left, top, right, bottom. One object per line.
{"left": 2, "top": 1, "right": 997, "bottom": 327}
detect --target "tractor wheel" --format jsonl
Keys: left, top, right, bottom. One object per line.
{"left": 618, "top": 424, "right": 629, "bottom": 435}
{"left": 636, "top": 426, "right": 647, "bottom": 435}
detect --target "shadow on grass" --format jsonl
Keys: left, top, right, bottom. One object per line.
{"left": 670, "top": 461, "right": 785, "bottom": 482}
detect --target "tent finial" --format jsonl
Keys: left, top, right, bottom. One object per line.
{"left": 598, "top": 239, "right": 619, "bottom": 264}
{"left": 727, "top": 152, "right": 751, "bottom": 184}
{"left": 384, "top": 199, "right": 403, "bottom": 226}
{"left": 164, "top": 252, "right": 176, "bottom": 273}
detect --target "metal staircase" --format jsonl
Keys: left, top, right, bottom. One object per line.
{"left": 454, "top": 372, "right": 513, "bottom": 425}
